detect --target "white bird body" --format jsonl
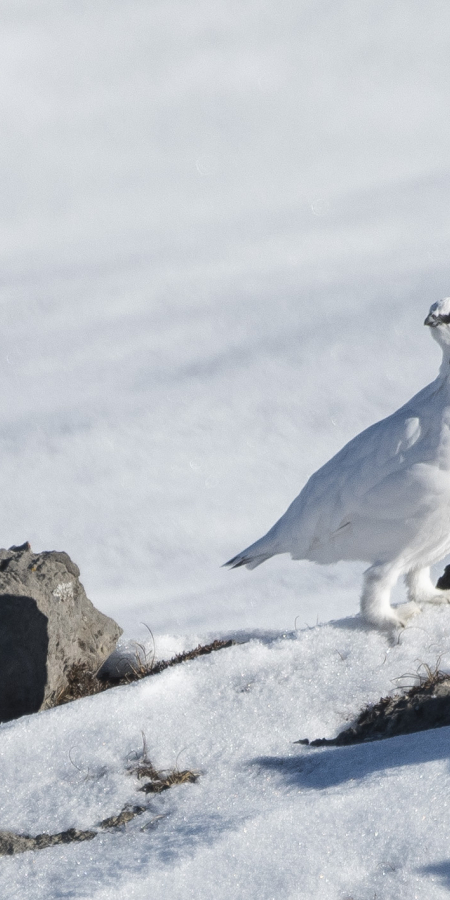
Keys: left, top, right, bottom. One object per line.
{"left": 225, "top": 298, "right": 450, "bottom": 629}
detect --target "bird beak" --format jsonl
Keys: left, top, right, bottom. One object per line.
{"left": 424, "top": 312, "right": 441, "bottom": 327}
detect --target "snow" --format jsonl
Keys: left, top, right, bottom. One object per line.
{"left": 3, "top": 611, "right": 450, "bottom": 898}
{"left": 2, "top": 0, "right": 450, "bottom": 896}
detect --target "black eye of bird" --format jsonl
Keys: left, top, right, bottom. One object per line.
{"left": 439, "top": 313, "right": 450, "bottom": 324}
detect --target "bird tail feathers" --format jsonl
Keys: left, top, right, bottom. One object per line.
{"left": 223, "top": 533, "right": 278, "bottom": 570}
{"left": 224, "top": 551, "right": 272, "bottom": 570}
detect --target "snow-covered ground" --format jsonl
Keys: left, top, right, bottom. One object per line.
{"left": 2, "top": 0, "right": 450, "bottom": 896}
{"left": 3, "top": 610, "right": 450, "bottom": 899}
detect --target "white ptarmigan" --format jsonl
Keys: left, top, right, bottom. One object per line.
{"left": 225, "top": 298, "right": 450, "bottom": 629}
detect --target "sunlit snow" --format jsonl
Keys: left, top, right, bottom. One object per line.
{"left": 2, "top": 1, "right": 450, "bottom": 897}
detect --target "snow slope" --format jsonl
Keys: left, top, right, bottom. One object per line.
{"left": 2, "top": 1, "right": 450, "bottom": 896}
{"left": 2, "top": 609, "right": 450, "bottom": 899}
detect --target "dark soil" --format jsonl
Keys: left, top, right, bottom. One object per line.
{"left": 297, "top": 668, "right": 450, "bottom": 747}
{"left": 0, "top": 806, "right": 147, "bottom": 856}
{"left": 127, "top": 733, "right": 199, "bottom": 794}
{"left": 56, "top": 638, "right": 235, "bottom": 706}
{"left": 136, "top": 765, "right": 198, "bottom": 794}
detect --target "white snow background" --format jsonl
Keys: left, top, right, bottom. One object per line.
{"left": 1, "top": 1, "right": 450, "bottom": 896}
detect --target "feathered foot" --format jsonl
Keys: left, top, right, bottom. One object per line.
{"left": 361, "top": 564, "right": 421, "bottom": 630}
{"left": 405, "top": 567, "right": 450, "bottom": 606}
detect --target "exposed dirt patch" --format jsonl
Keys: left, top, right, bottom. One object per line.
{"left": 135, "top": 764, "right": 198, "bottom": 794}
{"left": 128, "top": 734, "right": 199, "bottom": 794}
{"left": 0, "top": 806, "right": 147, "bottom": 856}
{"left": 55, "top": 638, "right": 235, "bottom": 706}
{"left": 297, "top": 666, "right": 450, "bottom": 747}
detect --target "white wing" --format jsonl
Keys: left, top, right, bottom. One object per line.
{"left": 225, "top": 375, "right": 448, "bottom": 570}
{"left": 270, "top": 379, "right": 442, "bottom": 562}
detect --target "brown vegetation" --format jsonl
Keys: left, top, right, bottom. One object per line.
{"left": 56, "top": 638, "right": 235, "bottom": 706}
{"left": 297, "top": 662, "right": 450, "bottom": 747}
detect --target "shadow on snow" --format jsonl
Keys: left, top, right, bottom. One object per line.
{"left": 251, "top": 725, "right": 450, "bottom": 790}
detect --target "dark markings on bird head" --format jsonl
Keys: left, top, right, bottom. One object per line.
{"left": 424, "top": 312, "right": 450, "bottom": 327}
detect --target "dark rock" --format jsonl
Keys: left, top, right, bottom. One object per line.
{"left": 0, "top": 546, "right": 122, "bottom": 722}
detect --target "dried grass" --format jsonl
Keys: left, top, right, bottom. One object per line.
{"left": 297, "top": 659, "right": 450, "bottom": 747}
{"left": 0, "top": 734, "right": 198, "bottom": 856}
{"left": 55, "top": 638, "right": 234, "bottom": 707}
{"left": 128, "top": 733, "right": 199, "bottom": 794}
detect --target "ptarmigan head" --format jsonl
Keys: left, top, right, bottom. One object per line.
{"left": 424, "top": 298, "right": 450, "bottom": 350}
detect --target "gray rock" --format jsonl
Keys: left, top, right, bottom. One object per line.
{"left": 0, "top": 546, "right": 122, "bottom": 722}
